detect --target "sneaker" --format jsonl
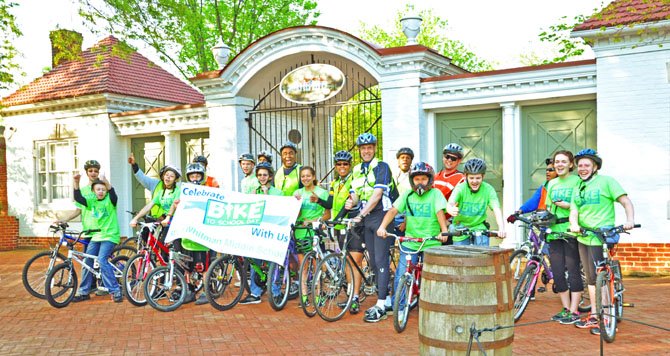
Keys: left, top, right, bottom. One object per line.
{"left": 590, "top": 327, "right": 601, "bottom": 335}
{"left": 72, "top": 294, "right": 91, "bottom": 303}
{"left": 95, "top": 289, "right": 110, "bottom": 296}
{"left": 350, "top": 298, "right": 360, "bottom": 314}
{"left": 183, "top": 290, "right": 196, "bottom": 304}
{"left": 364, "top": 306, "right": 387, "bottom": 323}
{"left": 385, "top": 304, "right": 394, "bottom": 316}
{"left": 559, "top": 313, "right": 581, "bottom": 325}
{"left": 194, "top": 293, "right": 208, "bottom": 305}
{"left": 575, "top": 315, "right": 599, "bottom": 329}
{"left": 112, "top": 292, "right": 123, "bottom": 303}
{"left": 240, "top": 294, "right": 262, "bottom": 305}
{"left": 551, "top": 308, "right": 569, "bottom": 321}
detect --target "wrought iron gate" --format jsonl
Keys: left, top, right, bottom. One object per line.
{"left": 247, "top": 57, "right": 382, "bottom": 184}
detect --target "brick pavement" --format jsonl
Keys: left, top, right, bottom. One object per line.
{"left": 1, "top": 249, "right": 668, "bottom": 355}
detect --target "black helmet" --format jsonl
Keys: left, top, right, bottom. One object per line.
{"left": 279, "top": 142, "right": 298, "bottom": 154}
{"left": 356, "top": 132, "right": 377, "bottom": 146}
{"left": 575, "top": 148, "right": 602, "bottom": 169}
{"left": 442, "top": 143, "right": 464, "bottom": 158}
{"left": 257, "top": 150, "right": 273, "bottom": 164}
{"left": 255, "top": 161, "right": 274, "bottom": 176}
{"left": 529, "top": 210, "right": 556, "bottom": 227}
{"left": 193, "top": 155, "right": 208, "bottom": 167}
{"left": 463, "top": 158, "right": 486, "bottom": 175}
{"left": 396, "top": 147, "right": 414, "bottom": 159}
{"left": 409, "top": 162, "right": 435, "bottom": 196}
{"left": 238, "top": 153, "right": 255, "bottom": 164}
{"left": 84, "top": 160, "right": 101, "bottom": 170}
{"left": 159, "top": 164, "right": 182, "bottom": 180}
{"left": 333, "top": 150, "right": 353, "bottom": 163}
{"left": 186, "top": 163, "right": 205, "bottom": 184}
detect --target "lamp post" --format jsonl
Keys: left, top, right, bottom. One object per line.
{"left": 211, "top": 41, "right": 231, "bottom": 69}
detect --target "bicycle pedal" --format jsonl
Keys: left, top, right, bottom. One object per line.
{"left": 537, "top": 287, "right": 546, "bottom": 293}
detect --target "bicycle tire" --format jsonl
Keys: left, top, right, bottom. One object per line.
{"left": 578, "top": 263, "right": 591, "bottom": 313}
{"left": 512, "top": 264, "right": 536, "bottom": 322}
{"left": 144, "top": 266, "right": 187, "bottom": 312}
{"left": 122, "top": 253, "right": 155, "bottom": 306}
{"left": 120, "top": 237, "right": 138, "bottom": 250}
{"left": 299, "top": 251, "right": 318, "bottom": 317}
{"left": 509, "top": 249, "right": 529, "bottom": 281}
{"left": 111, "top": 245, "right": 137, "bottom": 259}
{"left": 204, "top": 255, "right": 245, "bottom": 311}
{"left": 393, "top": 274, "right": 413, "bottom": 333}
{"left": 612, "top": 260, "right": 624, "bottom": 322}
{"left": 22, "top": 250, "right": 66, "bottom": 299}
{"left": 313, "top": 253, "right": 354, "bottom": 322}
{"left": 267, "top": 261, "right": 290, "bottom": 311}
{"left": 596, "top": 270, "right": 617, "bottom": 343}
{"left": 45, "top": 262, "right": 77, "bottom": 308}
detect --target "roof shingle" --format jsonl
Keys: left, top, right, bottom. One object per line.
{"left": 574, "top": 0, "right": 670, "bottom": 31}
{"left": 2, "top": 36, "right": 204, "bottom": 107}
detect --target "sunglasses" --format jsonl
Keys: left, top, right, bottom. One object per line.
{"left": 444, "top": 155, "right": 460, "bottom": 161}
{"left": 256, "top": 173, "right": 269, "bottom": 177}
{"left": 336, "top": 162, "right": 350, "bottom": 167}
{"left": 546, "top": 168, "right": 555, "bottom": 172}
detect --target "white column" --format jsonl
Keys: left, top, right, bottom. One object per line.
{"left": 500, "top": 102, "right": 522, "bottom": 249}
{"left": 380, "top": 75, "right": 423, "bottom": 163}
{"left": 161, "top": 131, "right": 180, "bottom": 167}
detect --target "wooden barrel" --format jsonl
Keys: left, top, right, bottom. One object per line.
{"left": 419, "top": 245, "right": 514, "bottom": 355}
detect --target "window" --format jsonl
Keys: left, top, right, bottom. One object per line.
{"left": 36, "top": 139, "right": 79, "bottom": 205}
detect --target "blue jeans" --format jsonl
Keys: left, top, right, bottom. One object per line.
{"left": 248, "top": 258, "right": 264, "bottom": 297}
{"left": 78, "top": 241, "right": 120, "bottom": 295}
{"left": 394, "top": 246, "right": 419, "bottom": 308}
{"left": 453, "top": 238, "right": 471, "bottom": 246}
{"left": 452, "top": 235, "right": 489, "bottom": 246}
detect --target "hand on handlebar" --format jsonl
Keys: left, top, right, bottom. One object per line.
{"left": 506, "top": 214, "right": 517, "bottom": 224}
{"left": 623, "top": 221, "right": 636, "bottom": 230}
{"left": 376, "top": 227, "right": 388, "bottom": 238}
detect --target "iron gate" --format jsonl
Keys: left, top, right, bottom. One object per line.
{"left": 247, "top": 57, "right": 382, "bottom": 185}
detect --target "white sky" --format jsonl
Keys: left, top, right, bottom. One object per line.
{"left": 2, "top": 0, "right": 610, "bottom": 97}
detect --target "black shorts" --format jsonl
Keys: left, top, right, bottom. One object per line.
{"left": 336, "top": 225, "right": 365, "bottom": 253}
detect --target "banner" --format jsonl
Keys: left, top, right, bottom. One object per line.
{"left": 164, "top": 183, "right": 301, "bottom": 264}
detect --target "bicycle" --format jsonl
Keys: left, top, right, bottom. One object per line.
{"left": 23, "top": 223, "right": 133, "bottom": 299}
{"left": 203, "top": 253, "right": 246, "bottom": 311}
{"left": 266, "top": 229, "right": 301, "bottom": 311}
{"left": 294, "top": 222, "right": 337, "bottom": 317}
{"left": 581, "top": 224, "right": 640, "bottom": 343}
{"left": 44, "top": 231, "right": 129, "bottom": 308}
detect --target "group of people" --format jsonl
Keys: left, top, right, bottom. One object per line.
{"left": 57, "top": 132, "right": 636, "bottom": 333}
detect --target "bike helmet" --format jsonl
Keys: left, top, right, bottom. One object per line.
{"left": 574, "top": 148, "right": 602, "bottom": 169}
{"left": 442, "top": 143, "right": 464, "bottom": 158}
{"left": 356, "top": 132, "right": 377, "bottom": 146}
{"left": 84, "top": 159, "right": 101, "bottom": 170}
{"left": 186, "top": 163, "right": 206, "bottom": 184}
{"left": 529, "top": 210, "right": 556, "bottom": 227}
{"left": 255, "top": 161, "right": 274, "bottom": 176}
{"left": 396, "top": 147, "right": 415, "bottom": 160}
{"left": 257, "top": 150, "right": 273, "bottom": 164}
{"left": 333, "top": 150, "right": 353, "bottom": 163}
{"left": 238, "top": 153, "right": 255, "bottom": 164}
{"left": 193, "top": 155, "right": 208, "bottom": 167}
{"left": 159, "top": 164, "right": 182, "bottom": 180}
{"left": 463, "top": 158, "right": 487, "bottom": 175}
{"left": 409, "top": 162, "right": 435, "bottom": 196}
{"left": 279, "top": 142, "right": 298, "bottom": 154}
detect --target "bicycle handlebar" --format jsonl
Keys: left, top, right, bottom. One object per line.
{"left": 441, "top": 229, "right": 500, "bottom": 238}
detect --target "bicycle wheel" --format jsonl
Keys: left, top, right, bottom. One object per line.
{"left": 578, "top": 263, "right": 591, "bottom": 313}
{"left": 509, "top": 249, "right": 529, "bottom": 281}
{"left": 267, "top": 261, "right": 290, "bottom": 311}
{"left": 22, "top": 250, "right": 66, "bottom": 299}
{"left": 122, "top": 253, "right": 155, "bottom": 306}
{"left": 596, "top": 270, "right": 617, "bottom": 343}
{"left": 512, "top": 264, "right": 537, "bottom": 322}
{"left": 313, "top": 253, "right": 354, "bottom": 322}
{"left": 45, "top": 262, "right": 77, "bottom": 308}
{"left": 111, "top": 245, "right": 137, "bottom": 259}
{"left": 144, "top": 266, "right": 187, "bottom": 312}
{"left": 612, "top": 260, "right": 624, "bottom": 322}
{"left": 121, "top": 237, "right": 138, "bottom": 250}
{"left": 393, "top": 273, "right": 414, "bottom": 333}
{"left": 204, "top": 255, "right": 245, "bottom": 311}
{"left": 299, "top": 251, "right": 318, "bottom": 317}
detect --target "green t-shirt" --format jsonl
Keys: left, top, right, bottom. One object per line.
{"left": 241, "top": 174, "right": 261, "bottom": 194}
{"left": 75, "top": 185, "right": 96, "bottom": 230}
{"left": 448, "top": 181, "right": 500, "bottom": 242}
{"left": 255, "top": 185, "right": 284, "bottom": 196}
{"left": 570, "top": 175, "right": 627, "bottom": 246}
{"left": 545, "top": 174, "right": 580, "bottom": 239}
{"left": 294, "top": 186, "right": 329, "bottom": 240}
{"left": 181, "top": 238, "right": 209, "bottom": 252}
{"left": 393, "top": 189, "right": 446, "bottom": 251}
{"left": 151, "top": 186, "right": 181, "bottom": 217}
{"left": 82, "top": 193, "right": 120, "bottom": 244}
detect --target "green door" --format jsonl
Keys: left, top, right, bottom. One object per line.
{"left": 180, "top": 132, "right": 211, "bottom": 170}
{"left": 522, "top": 101, "right": 597, "bottom": 200}
{"left": 435, "top": 109, "right": 503, "bottom": 231}
{"left": 130, "top": 137, "right": 165, "bottom": 213}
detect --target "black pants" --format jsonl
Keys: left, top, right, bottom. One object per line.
{"left": 549, "top": 238, "right": 583, "bottom": 293}
{"left": 362, "top": 209, "right": 394, "bottom": 300}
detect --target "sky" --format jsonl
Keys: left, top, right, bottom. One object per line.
{"left": 1, "top": 0, "right": 611, "bottom": 97}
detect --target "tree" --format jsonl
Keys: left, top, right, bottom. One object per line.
{"left": 77, "top": 0, "right": 320, "bottom": 79}
{"left": 536, "top": 13, "right": 593, "bottom": 65}
{"left": 357, "top": 4, "right": 493, "bottom": 73}
{"left": 0, "top": 0, "right": 22, "bottom": 91}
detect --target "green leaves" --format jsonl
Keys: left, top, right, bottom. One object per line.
{"left": 0, "top": 0, "right": 22, "bottom": 90}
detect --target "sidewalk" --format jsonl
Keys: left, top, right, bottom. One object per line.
{"left": 1, "top": 249, "right": 668, "bottom": 355}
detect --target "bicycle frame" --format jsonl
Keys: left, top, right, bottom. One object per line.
{"left": 65, "top": 248, "right": 124, "bottom": 287}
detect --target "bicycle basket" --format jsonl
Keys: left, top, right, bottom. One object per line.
{"left": 528, "top": 210, "right": 556, "bottom": 227}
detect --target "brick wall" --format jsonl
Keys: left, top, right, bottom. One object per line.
{"left": 617, "top": 243, "right": 670, "bottom": 276}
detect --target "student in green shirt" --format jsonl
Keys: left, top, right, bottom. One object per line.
{"left": 568, "top": 149, "right": 635, "bottom": 330}
{"left": 71, "top": 176, "right": 123, "bottom": 303}
{"left": 130, "top": 165, "right": 181, "bottom": 246}
{"left": 239, "top": 153, "right": 260, "bottom": 194}
{"left": 447, "top": 158, "right": 506, "bottom": 246}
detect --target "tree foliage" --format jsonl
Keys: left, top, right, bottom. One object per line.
{"left": 0, "top": 0, "right": 22, "bottom": 90}
{"left": 357, "top": 4, "right": 493, "bottom": 73}
{"left": 77, "top": 0, "right": 320, "bottom": 78}
{"left": 537, "top": 13, "right": 592, "bottom": 64}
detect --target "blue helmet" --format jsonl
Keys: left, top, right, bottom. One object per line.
{"left": 575, "top": 148, "right": 602, "bottom": 169}
{"left": 333, "top": 150, "right": 353, "bottom": 163}
{"left": 255, "top": 161, "right": 274, "bottom": 176}
{"left": 356, "top": 133, "right": 377, "bottom": 146}
{"left": 442, "top": 143, "right": 464, "bottom": 158}
{"left": 463, "top": 158, "right": 486, "bottom": 175}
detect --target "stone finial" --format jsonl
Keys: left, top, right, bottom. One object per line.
{"left": 400, "top": 15, "right": 423, "bottom": 45}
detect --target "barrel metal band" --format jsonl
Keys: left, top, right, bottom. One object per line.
{"left": 420, "top": 334, "right": 514, "bottom": 351}
{"left": 422, "top": 271, "right": 496, "bottom": 283}
{"left": 420, "top": 300, "right": 502, "bottom": 314}
{"left": 424, "top": 254, "right": 494, "bottom": 267}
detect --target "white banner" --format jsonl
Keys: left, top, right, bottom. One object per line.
{"left": 164, "top": 183, "right": 301, "bottom": 264}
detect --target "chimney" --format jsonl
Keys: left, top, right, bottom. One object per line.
{"left": 49, "top": 29, "right": 83, "bottom": 68}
